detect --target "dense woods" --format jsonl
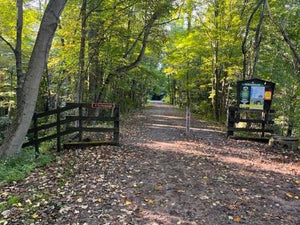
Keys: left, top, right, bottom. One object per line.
{"left": 0, "top": 0, "right": 299, "bottom": 157}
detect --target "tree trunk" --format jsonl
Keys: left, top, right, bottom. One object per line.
{"left": 287, "top": 121, "right": 293, "bottom": 137}
{"left": 45, "top": 63, "right": 52, "bottom": 110}
{"left": 87, "top": 1, "right": 104, "bottom": 106}
{"left": 286, "top": 93, "right": 296, "bottom": 137}
{"left": 0, "top": 0, "right": 67, "bottom": 158}
{"left": 213, "top": 67, "right": 221, "bottom": 121}
{"left": 173, "top": 79, "right": 177, "bottom": 105}
{"left": 0, "top": 0, "right": 24, "bottom": 109}
{"left": 16, "top": 0, "right": 24, "bottom": 109}
{"left": 186, "top": 0, "right": 193, "bottom": 134}
{"left": 252, "top": 0, "right": 266, "bottom": 77}
{"left": 77, "top": 0, "right": 87, "bottom": 103}
{"left": 242, "top": 0, "right": 264, "bottom": 80}
{"left": 220, "top": 73, "right": 228, "bottom": 117}
{"left": 213, "top": 0, "right": 220, "bottom": 121}
{"left": 186, "top": 69, "right": 191, "bottom": 133}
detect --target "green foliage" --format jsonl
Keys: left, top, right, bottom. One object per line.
{"left": 0, "top": 148, "right": 55, "bottom": 184}
{"left": 7, "top": 194, "right": 21, "bottom": 205}
{"left": 0, "top": 0, "right": 300, "bottom": 144}
{"left": 0, "top": 194, "right": 21, "bottom": 212}
{"left": 162, "top": 0, "right": 300, "bottom": 128}
{"left": 163, "top": 0, "right": 242, "bottom": 119}
{"left": 0, "top": 117, "right": 10, "bottom": 144}
{"left": 39, "top": 140, "right": 57, "bottom": 152}
{"left": 0, "top": 0, "right": 40, "bottom": 115}
{"left": 193, "top": 101, "right": 214, "bottom": 120}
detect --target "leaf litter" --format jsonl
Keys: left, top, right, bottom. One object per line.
{"left": 0, "top": 103, "right": 300, "bottom": 224}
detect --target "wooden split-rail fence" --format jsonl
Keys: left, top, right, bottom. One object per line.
{"left": 22, "top": 103, "right": 120, "bottom": 155}
{"left": 227, "top": 106, "right": 275, "bottom": 141}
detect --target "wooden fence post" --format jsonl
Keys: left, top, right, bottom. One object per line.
{"left": 79, "top": 105, "right": 83, "bottom": 141}
{"left": 227, "top": 106, "right": 235, "bottom": 138}
{"left": 262, "top": 111, "right": 268, "bottom": 137}
{"left": 113, "top": 105, "right": 120, "bottom": 145}
{"left": 33, "top": 113, "right": 39, "bottom": 157}
{"left": 57, "top": 107, "right": 61, "bottom": 152}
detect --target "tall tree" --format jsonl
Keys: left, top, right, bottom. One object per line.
{"left": 0, "top": 0, "right": 24, "bottom": 108}
{"left": 0, "top": 0, "right": 67, "bottom": 158}
{"left": 185, "top": 0, "right": 193, "bottom": 133}
{"left": 77, "top": 0, "right": 87, "bottom": 103}
{"left": 242, "top": 0, "right": 264, "bottom": 80}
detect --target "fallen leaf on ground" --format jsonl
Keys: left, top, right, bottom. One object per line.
{"left": 286, "top": 193, "right": 293, "bottom": 198}
{"left": 125, "top": 200, "right": 132, "bottom": 205}
{"left": 13, "top": 203, "right": 22, "bottom": 207}
{"left": 155, "top": 184, "right": 163, "bottom": 190}
{"left": 1, "top": 192, "right": 8, "bottom": 198}
{"left": 233, "top": 216, "right": 242, "bottom": 222}
{"left": 32, "top": 213, "right": 39, "bottom": 219}
{"left": 144, "top": 198, "right": 154, "bottom": 204}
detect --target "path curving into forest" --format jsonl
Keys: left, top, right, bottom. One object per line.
{"left": 1, "top": 103, "right": 300, "bottom": 224}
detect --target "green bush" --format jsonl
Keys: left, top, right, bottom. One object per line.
{"left": 193, "top": 101, "right": 214, "bottom": 120}
{"left": 0, "top": 148, "right": 55, "bottom": 184}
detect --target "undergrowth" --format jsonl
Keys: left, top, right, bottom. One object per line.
{"left": 0, "top": 147, "right": 55, "bottom": 185}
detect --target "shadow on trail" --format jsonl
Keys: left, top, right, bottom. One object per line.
{"left": 128, "top": 103, "right": 300, "bottom": 175}
{"left": 1, "top": 102, "right": 299, "bottom": 225}
{"left": 139, "top": 103, "right": 225, "bottom": 143}
{"left": 113, "top": 143, "right": 300, "bottom": 225}
{"left": 119, "top": 102, "right": 300, "bottom": 224}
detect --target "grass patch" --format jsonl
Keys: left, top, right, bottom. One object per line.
{"left": 0, "top": 147, "right": 55, "bottom": 185}
{"left": 0, "top": 194, "right": 22, "bottom": 212}
{"left": 7, "top": 195, "right": 21, "bottom": 205}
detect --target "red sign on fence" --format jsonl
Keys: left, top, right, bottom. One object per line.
{"left": 92, "top": 103, "right": 115, "bottom": 109}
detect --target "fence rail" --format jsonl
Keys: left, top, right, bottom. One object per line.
{"left": 22, "top": 103, "right": 120, "bottom": 155}
{"left": 226, "top": 106, "right": 275, "bottom": 139}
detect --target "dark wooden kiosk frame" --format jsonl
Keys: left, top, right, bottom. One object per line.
{"left": 227, "top": 78, "right": 275, "bottom": 141}
{"left": 23, "top": 103, "right": 120, "bottom": 155}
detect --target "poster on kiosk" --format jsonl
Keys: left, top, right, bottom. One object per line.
{"left": 237, "top": 78, "right": 275, "bottom": 112}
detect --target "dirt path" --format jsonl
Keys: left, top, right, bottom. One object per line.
{"left": 1, "top": 103, "right": 300, "bottom": 224}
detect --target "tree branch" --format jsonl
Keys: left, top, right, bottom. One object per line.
{"left": 0, "top": 35, "right": 16, "bottom": 54}
{"left": 266, "top": 0, "right": 300, "bottom": 66}
{"left": 242, "top": 0, "right": 264, "bottom": 55}
{"left": 86, "top": 0, "right": 137, "bottom": 20}
{"left": 116, "top": 12, "right": 159, "bottom": 73}
{"left": 252, "top": 0, "right": 266, "bottom": 77}
{"left": 101, "top": 11, "right": 160, "bottom": 90}
{"left": 241, "top": 0, "right": 249, "bottom": 17}
{"left": 242, "top": 0, "right": 264, "bottom": 79}
{"left": 123, "top": 27, "right": 145, "bottom": 58}
{"left": 156, "top": 17, "right": 179, "bottom": 26}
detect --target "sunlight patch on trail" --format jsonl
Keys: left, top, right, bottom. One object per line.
{"left": 218, "top": 155, "right": 300, "bottom": 176}
{"left": 144, "top": 141, "right": 209, "bottom": 157}
{"left": 146, "top": 123, "right": 224, "bottom": 134}
{"left": 151, "top": 115, "right": 185, "bottom": 120}
{"left": 143, "top": 141, "right": 300, "bottom": 176}
{"left": 140, "top": 209, "right": 198, "bottom": 225}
